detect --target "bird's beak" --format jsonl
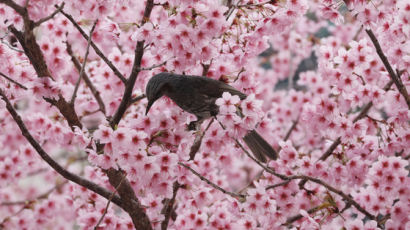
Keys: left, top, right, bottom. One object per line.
{"left": 145, "top": 100, "right": 153, "bottom": 115}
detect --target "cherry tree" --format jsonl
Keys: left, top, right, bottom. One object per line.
{"left": 0, "top": 0, "right": 408, "bottom": 229}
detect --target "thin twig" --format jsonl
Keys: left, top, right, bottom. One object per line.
{"left": 161, "top": 181, "right": 181, "bottom": 230}
{"left": 276, "top": 117, "right": 300, "bottom": 153}
{"left": 1, "top": 180, "right": 67, "bottom": 206}
{"left": 66, "top": 42, "right": 106, "bottom": 115}
{"left": 318, "top": 137, "right": 342, "bottom": 161}
{"left": 235, "top": 134, "right": 380, "bottom": 225}
{"left": 352, "top": 72, "right": 366, "bottom": 85}
{"left": 233, "top": 127, "right": 380, "bottom": 225}
{"left": 318, "top": 79, "right": 394, "bottom": 161}
{"left": 0, "top": 89, "right": 124, "bottom": 209}
{"left": 283, "top": 117, "right": 299, "bottom": 141}
{"left": 137, "top": 60, "right": 167, "bottom": 71}
{"left": 0, "top": 36, "right": 24, "bottom": 53}
{"left": 216, "top": 119, "right": 287, "bottom": 180}
{"left": 178, "top": 162, "right": 246, "bottom": 199}
{"left": 234, "top": 138, "right": 289, "bottom": 180}
{"left": 236, "top": 170, "right": 264, "bottom": 193}
{"left": 366, "top": 29, "right": 410, "bottom": 109}
{"left": 284, "top": 205, "right": 322, "bottom": 226}
{"left": 70, "top": 19, "right": 97, "bottom": 106}
{"left": 189, "top": 119, "right": 214, "bottom": 160}
{"left": 352, "top": 25, "right": 363, "bottom": 41}
{"left": 94, "top": 174, "right": 126, "bottom": 230}
{"left": 0, "top": 71, "right": 28, "bottom": 89}
{"left": 236, "top": 0, "right": 272, "bottom": 8}
{"left": 233, "top": 67, "right": 245, "bottom": 82}
{"left": 59, "top": 7, "right": 127, "bottom": 84}
{"left": 224, "top": 0, "right": 242, "bottom": 19}
{"left": 283, "top": 174, "right": 376, "bottom": 221}
{"left": 265, "top": 180, "right": 291, "bottom": 190}
{"left": 33, "top": 2, "right": 64, "bottom": 27}
{"left": 128, "top": 94, "right": 146, "bottom": 105}
{"left": 0, "top": 203, "right": 26, "bottom": 227}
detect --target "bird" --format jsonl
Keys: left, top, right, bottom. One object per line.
{"left": 145, "top": 72, "right": 277, "bottom": 162}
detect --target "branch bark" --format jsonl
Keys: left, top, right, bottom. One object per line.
{"left": 66, "top": 42, "right": 106, "bottom": 115}
{"left": 110, "top": 0, "right": 154, "bottom": 127}
{"left": 70, "top": 19, "right": 98, "bottom": 106}
{"left": 94, "top": 174, "right": 126, "bottom": 230}
{"left": 0, "top": 89, "right": 123, "bottom": 208}
{"left": 33, "top": 2, "right": 64, "bottom": 27}
{"left": 235, "top": 132, "right": 381, "bottom": 225}
{"left": 365, "top": 29, "right": 410, "bottom": 109}
{"left": 102, "top": 1, "right": 155, "bottom": 229}
{"left": 0, "top": 71, "right": 28, "bottom": 90}
{"left": 161, "top": 181, "right": 181, "bottom": 230}
{"left": 105, "top": 168, "right": 152, "bottom": 230}
{"left": 9, "top": 23, "right": 82, "bottom": 129}
{"left": 318, "top": 79, "right": 394, "bottom": 161}
{"left": 60, "top": 8, "right": 127, "bottom": 84}
{"left": 179, "top": 162, "right": 246, "bottom": 199}
{"left": 189, "top": 119, "right": 214, "bottom": 160}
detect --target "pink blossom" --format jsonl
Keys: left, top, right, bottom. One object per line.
{"left": 216, "top": 92, "right": 241, "bottom": 114}
{"left": 93, "top": 125, "right": 113, "bottom": 144}
{"left": 0, "top": 1, "right": 408, "bottom": 229}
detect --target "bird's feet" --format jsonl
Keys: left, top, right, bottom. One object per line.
{"left": 187, "top": 121, "right": 197, "bottom": 131}
{"left": 187, "top": 119, "right": 204, "bottom": 131}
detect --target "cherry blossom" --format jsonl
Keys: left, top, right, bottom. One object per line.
{"left": 0, "top": 0, "right": 408, "bottom": 229}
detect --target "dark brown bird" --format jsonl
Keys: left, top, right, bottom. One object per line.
{"left": 145, "top": 72, "right": 277, "bottom": 162}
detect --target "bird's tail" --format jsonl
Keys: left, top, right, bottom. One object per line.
{"left": 243, "top": 130, "right": 277, "bottom": 163}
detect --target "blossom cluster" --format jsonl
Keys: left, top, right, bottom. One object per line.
{"left": 0, "top": 0, "right": 408, "bottom": 229}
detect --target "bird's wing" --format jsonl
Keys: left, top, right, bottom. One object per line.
{"left": 185, "top": 75, "right": 247, "bottom": 100}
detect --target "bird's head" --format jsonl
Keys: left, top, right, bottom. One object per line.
{"left": 145, "top": 73, "right": 173, "bottom": 115}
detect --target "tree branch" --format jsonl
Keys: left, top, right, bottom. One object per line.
{"left": 128, "top": 94, "right": 146, "bottom": 105}
{"left": 110, "top": 0, "right": 154, "bottom": 128}
{"left": 66, "top": 42, "right": 106, "bottom": 115}
{"left": 277, "top": 174, "right": 376, "bottom": 221}
{"left": 1, "top": 180, "right": 68, "bottom": 206}
{"left": 105, "top": 168, "right": 153, "bottom": 230}
{"left": 265, "top": 180, "right": 291, "bottom": 190}
{"left": 59, "top": 7, "right": 127, "bottom": 84}
{"left": 178, "top": 162, "right": 245, "bottom": 199}
{"left": 94, "top": 174, "right": 126, "bottom": 230}
{"left": 8, "top": 24, "right": 82, "bottom": 129}
{"left": 0, "top": 0, "right": 25, "bottom": 15}
{"left": 33, "top": 2, "right": 64, "bottom": 27}
{"left": 138, "top": 60, "right": 167, "bottom": 71}
{"left": 161, "top": 181, "right": 181, "bottom": 230}
{"left": 0, "top": 32, "right": 24, "bottom": 53}
{"left": 70, "top": 19, "right": 98, "bottom": 106}
{"left": 284, "top": 205, "right": 322, "bottom": 226}
{"left": 234, "top": 129, "right": 380, "bottom": 225}
{"left": 189, "top": 119, "right": 214, "bottom": 160}
{"left": 234, "top": 138, "right": 289, "bottom": 180}
{"left": 0, "top": 71, "right": 28, "bottom": 90}
{"left": 318, "top": 79, "right": 394, "bottom": 161}
{"left": 92, "top": 3, "right": 155, "bottom": 229}
{"left": 276, "top": 117, "right": 300, "bottom": 153}
{"left": 0, "top": 89, "right": 123, "bottom": 208}
{"left": 365, "top": 29, "right": 410, "bottom": 109}
{"left": 8, "top": 25, "right": 51, "bottom": 78}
